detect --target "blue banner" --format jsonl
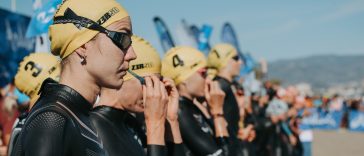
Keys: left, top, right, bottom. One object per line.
{"left": 153, "top": 17, "right": 175, "bottom": 53}
{"left": 241, "top": 53, "right": 256, "bottom": 75}
{"left": 301, "top": 108, "right": 343, "bottom": 130}
{"left": 186, "top": 24, "right": 212, "bottom": 55}
{"left": 197, "top": 24, "right": 212, "bottom": 55}
{"left": 0, "top": 9, "right": 35, "bottom": 87}
{"left": 348, "top": 110, "right": 364, "bottom": 132}
{"left": 26, "top": 0, "right": 62, "bottom": 38}
{"left": 221, "top": 22, "right": 257, "bottom": 76}
{"left": 189, "top": 25, "right": 200, "bottom": 43}
{"left": 221, "top": 23, "right": 242, "bottom": 53}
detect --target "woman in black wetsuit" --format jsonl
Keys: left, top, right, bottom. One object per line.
{"left": 162, "top": 46, "right": 231, "bottom": 156}
{"left": 91, "top": 36, "right": 184, "bottom": 156}
{"left": 11, "top": 0, "right": 136, "bottom": 155}
{"left": 207, "top": 43, "right": 246, "bottom": 156}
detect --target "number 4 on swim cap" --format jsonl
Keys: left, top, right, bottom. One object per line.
{"left": 172, "top": 54, "right": 184, "bottom": 68}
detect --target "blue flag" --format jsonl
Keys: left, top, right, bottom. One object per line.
{"left": 0, "top": 8, "right": 35, "bottom": 87}
{"left": 221, "top": 23, "right": 242, "bottom": 53}
{"left": 187, "top": 24, "right": 212, "bottom": 55}
{"left": 26, "top": 0, "right": 62, "bottom": 38}
{"left": 189, "top": 25, "right": 200, "bottom": 43}
{"left": 197, "top": 25, "right": 212, "bottom": 55}
{"left": 153, "top": 17, "right": 175, "bottom": 53}
{"left": 241, "top": 53, "right": 257, "bottom": 75}
{"left": 221, "top": 23, "right": 256, "bottom": 76}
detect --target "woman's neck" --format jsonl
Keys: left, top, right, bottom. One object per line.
{"left": 59, "top": 70, "right": 100, "bottom": 105}
{"left": 217, "top": 70, "right": 233, "bottom": 83}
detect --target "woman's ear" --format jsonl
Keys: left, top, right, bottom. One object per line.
{"left": 75, "top": 45, "right": 87, "bottom": 65}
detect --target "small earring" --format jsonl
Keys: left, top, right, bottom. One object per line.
{"left": 80, "top": 56, "right": 87, "bottom": 65}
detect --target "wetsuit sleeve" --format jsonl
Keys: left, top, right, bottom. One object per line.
{"left": 216, "top": 137, "right": 230, "bottom": 156}
{"left": 179, "top": 110, "right": 225, "bottom": 156}
{"left": 147, "top": 145, "right": 167, "bottom": 156}
{"left": 166, "top": 142, "right": 186, "bottom": 156}
{"left": 22, "top": 111, "right": 67, "bottom": 156}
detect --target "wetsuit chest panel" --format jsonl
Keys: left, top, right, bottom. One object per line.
{"left": 191, "top": 107, "right": 214, "bottom": 135}
{"left": 90, "top": 106, "right": 145, "bottom": 156}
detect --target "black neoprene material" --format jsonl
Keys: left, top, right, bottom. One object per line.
{"left": 178, "top": 96, "right": 229, "bottom": 156}
{"left": 90, "top": 106, "right": 168, "bottom": 156}
{"left": 10, "top": 78, "right": 107, "bottom": 156}
{"left": 214, "top": 76, "right": 244, "bottom": 156}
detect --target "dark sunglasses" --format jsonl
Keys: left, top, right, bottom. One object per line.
{"left": 53, "top": 8, "right": 132, "bottom": 52}
{"left": 88, "top": 23, "right": 132, "bottom": 51}
{"left": 196, "top": 68, "right": 208, "bottom": 78}
{"left": 232, "top": 55, "right": 240, "bottom": 61}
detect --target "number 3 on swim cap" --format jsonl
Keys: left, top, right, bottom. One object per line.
{"left": 24, "top": 61, "right": 43, "bottom": 77}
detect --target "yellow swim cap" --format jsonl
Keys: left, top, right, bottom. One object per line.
{"left": 161, "top": 46, "right": 206, "bottom": 85}
{"left": 124, "top": 35, "right": 161, "bottom": 81}
{"left": 207, "top": 43, "right": 238, "bottom": 71}
{"left": 14, "top": 53, "right": 61, "bottom": 104}
{"left": 49, "top": 0, "right": 129, "bottom": 59}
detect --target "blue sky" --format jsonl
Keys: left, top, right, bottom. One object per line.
{"left": 1, "top": 0, "right": 364, "bottom": 61}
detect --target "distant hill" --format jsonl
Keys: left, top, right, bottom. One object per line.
{"left": 267, "top": 54, "right": 364, "bottom": 89}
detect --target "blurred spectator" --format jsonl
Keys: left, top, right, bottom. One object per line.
{"left": 329, "top": 94, "right": 344, "bottom": 112}
{"left": 1, "top": 80, "right": 30, "bottom": 111}
{"left": 266, "top": 88, "right": 289, "bottom": 117}
{"left": 296, "top": 96, "right": 313, "bottom": 156}
{"left": 0, "top": 80, "right": 29, "bottom": 147}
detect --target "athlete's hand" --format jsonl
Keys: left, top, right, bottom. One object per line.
{"left": 163, "top": 78, "right": 179, "bottom": 122}
{"left": 247, "top": 130, "right": 256, "bottom": 142}
{"left": 205, "top": 79, "right": 225, "bottom": 117}
{"left": 143, "top": 76, "right": 169, "bottom": 122}
{"left": 238, "top": 124, "right": 254, "bottom": 141}
{"left": 162, "top": 78, "right": 183, "bottom": 144}
{"left": 143, "top": 76, "right": 168, "bottom": 145}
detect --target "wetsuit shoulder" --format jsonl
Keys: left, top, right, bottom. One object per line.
{"left": 11, "top": 105, "right": 70, "bottom": 156}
